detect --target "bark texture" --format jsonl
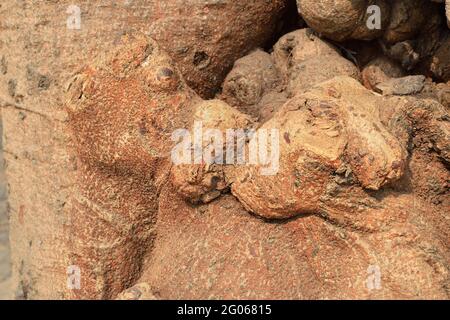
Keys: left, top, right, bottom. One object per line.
{"left": 1, "top": 1, "right": 449, "bottom": 300}
{"left": 69, "top": 35, "right": 449, "bottom": 299}
{"left": 0, "top": 0, "right": 287, "bottom": 299}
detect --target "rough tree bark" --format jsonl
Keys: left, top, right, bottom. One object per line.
{"left": 0, "top": 0, "right": 154, "bottom": 300}
{"left": 1, "top": 0, "right": 448, "bottom": 300}
{"left": 0, "top": 0, "right": 286, "bottom": 299}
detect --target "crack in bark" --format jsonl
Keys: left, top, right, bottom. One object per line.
{"left": 0, "top": 98, "right": 60, "bottom": 122}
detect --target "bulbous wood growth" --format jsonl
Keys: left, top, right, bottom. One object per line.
{"left": 1, "top": 0, "right": 449, "bottom": 299}
{"left": 65, "top": 32, "right": 449, "bottom": 299}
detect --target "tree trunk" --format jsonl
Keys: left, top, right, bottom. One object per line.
{"left": 0, "top": 0, "right": 286, "bottom": 299}
{"left": 0, "top": 0, "right": 166, "bottom": 299}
